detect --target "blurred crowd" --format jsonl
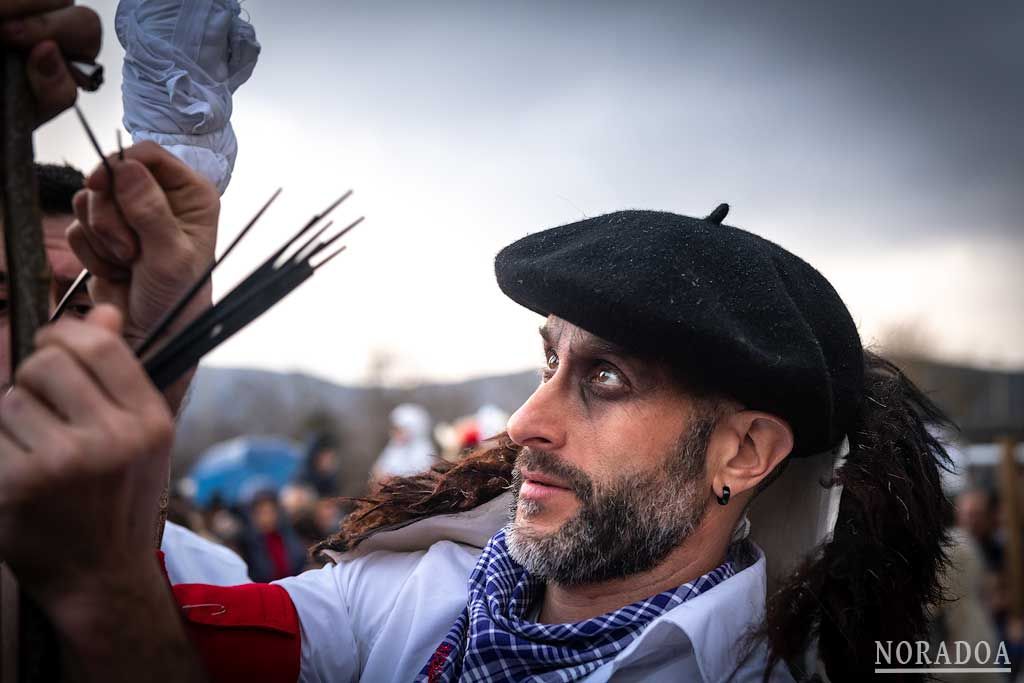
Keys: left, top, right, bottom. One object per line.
{"left": 167, "top": 402, "right": 508, "bottom": 582}
{"left": 945, "top": 485, "right": 1024, "bottom": 677}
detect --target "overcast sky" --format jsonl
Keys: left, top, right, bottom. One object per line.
{"left": 38, "top": 0, "right": 1023, "bottom": 384}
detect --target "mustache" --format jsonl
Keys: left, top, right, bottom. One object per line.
{"left": 514, "top": 447, "right": 594, "bottom": 502}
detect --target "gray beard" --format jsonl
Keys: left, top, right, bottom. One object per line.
{"left": 505, "top": 416, "right": 714, "bottom": 586}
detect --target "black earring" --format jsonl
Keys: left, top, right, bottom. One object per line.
{"left": 716, "top": 485, "right": 731, "bottom": 506}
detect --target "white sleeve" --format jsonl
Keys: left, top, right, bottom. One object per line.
{"left": 159, "top": 521, "right": 251, "bottom": 586}
{"left": 274, "top": 550, "right": 431, "bottom": 683}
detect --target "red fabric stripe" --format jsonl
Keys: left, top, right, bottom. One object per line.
{"left": 170, "top": 579, "right": 301, "bottom": 682}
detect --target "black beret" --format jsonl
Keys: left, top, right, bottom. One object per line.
{"left": 494, "top": 207, "right": 864, "bottom": 457}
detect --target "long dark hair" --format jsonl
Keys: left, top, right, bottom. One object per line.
{"left": 757, "top": 350, "right": 955, "bottom": 682}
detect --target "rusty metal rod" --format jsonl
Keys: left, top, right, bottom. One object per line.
{"left": 0, "top": 51, "right": 58, "bottom": 683}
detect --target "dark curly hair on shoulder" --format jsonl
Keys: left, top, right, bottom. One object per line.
{"left": 35, "top": 162, "right": 85, "bottom": 215}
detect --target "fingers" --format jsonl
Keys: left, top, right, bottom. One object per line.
{"left": 0, "top": 384, "right": 66, "bottom": 453}
{"left": 83, "top": 158, "right": 185, "bottom": 256}
{"left": 66, "top": 221, "right": 132, "bottom": 282}
{"left": 34, "top": 306, "right": 167, "bottom": 416}
{"left": 15, "top": 343, "right": 110, "bottom": 424}
{"left": 0, "top": 6, "right": 101, "bottom": 60}
{"left": 72, "top": 187, "right": 138, "bottom": 264}
{"left": 0, "top": 427, "right": 31, "bottom": 500}
{"left": 25, "top": 39, "right": 76, "bottom": 125}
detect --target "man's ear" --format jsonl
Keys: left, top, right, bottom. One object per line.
{"left": 712, "top": 410, "right": 793, "bottom": 498}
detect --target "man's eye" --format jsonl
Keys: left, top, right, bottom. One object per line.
{"left": 539, "top": 350, "right": 559, "bottom": 381}
{"left": 0, "top": 298, "right": 7, "bottom": 315}
{"left": 66, "top": 303, "right": 94, "bottom": 318}
{"left": 590, "top": 366, "right": 625, "bottom": 388}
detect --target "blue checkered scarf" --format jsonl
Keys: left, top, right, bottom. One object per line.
{"left": 418, "top": 528, "right": 735, "bottom": 682}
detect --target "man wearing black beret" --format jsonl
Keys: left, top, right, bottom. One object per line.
{"left": 1, "top": 198, "right": 953, "bottom": 681}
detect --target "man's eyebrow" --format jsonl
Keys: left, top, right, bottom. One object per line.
{"left": 538, "top": 320, "right": 567, "bottom": 348}
{"left": 539, "top": 324, "right": 553, "bottom": 347}
{"left": 570, "top": 333, "right": 629, "bottom": 358}
{"left": 539, "top": 322, "right": 629, "bottom": 358}
{"left": 0, "top": 271, "right": 6, "bottom": 286}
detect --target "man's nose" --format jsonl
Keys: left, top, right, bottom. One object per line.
{"left": 506, "top": 377, "right": 567, "bottom": 452}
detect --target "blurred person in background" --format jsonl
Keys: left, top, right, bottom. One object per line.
{"left": 435, "top": 404, "right": 512, "bottom": 460}
{"left": 929, "top": 522, "right": 1002, "bottom": 682}
{"left": 313, "top": 498, "right": 345, "bottom": 540}
{"left": 956, "top": 487, "right": 1024, "bottom": 676}
{"left": 958, "top": 488, "right": 1005, "bottom": 573}
{"left": 957, "top": 489, "right": 1010, "bottom": 632}
{"left": 301, "top": 432, "right": 343, "bottom": 497}
{"left": 202, "top": 493, "right": 246, "bottom": 554}
{"left": 280, "top": 481, "right": 328, "bottom": 555}
{"left": 242, "top": 491, "right": 308, "bottom": 582}
{"left": 372, "top": 402, "right": 437, "bottom": 479}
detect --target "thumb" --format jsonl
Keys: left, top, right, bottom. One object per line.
{"left": 85, "top": 304, "right": 124, "bottom": 336}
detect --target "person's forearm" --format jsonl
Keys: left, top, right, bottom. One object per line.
{"left": 38, "top": 562, "right": 206, "bottom": 683}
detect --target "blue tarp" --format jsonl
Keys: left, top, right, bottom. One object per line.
{"left": 186, "top": 435, "right": 301, "bottom": 507}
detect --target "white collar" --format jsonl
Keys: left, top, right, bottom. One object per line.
{"left": 603, "top": 541, "right": 772, "bottom": 680}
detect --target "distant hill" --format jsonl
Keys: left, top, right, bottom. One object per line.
{"left": 173, "top": 366, "right": 539, "bottom": 495}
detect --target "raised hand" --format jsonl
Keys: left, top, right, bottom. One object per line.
{"left": 68, "top": 141, "right": 221, "bottom": 351}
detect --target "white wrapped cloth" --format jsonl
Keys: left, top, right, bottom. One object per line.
{"left": 116, "top": 0, "right": 260, "bottom": 194}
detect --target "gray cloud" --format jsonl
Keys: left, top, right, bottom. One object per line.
{"left": 245, "top": 0, "right": 1022, "bottom": 246}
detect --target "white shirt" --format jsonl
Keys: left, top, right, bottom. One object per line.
{"left": 275, "top": 494, "right": 794, "bottom": 682}
{"left": 160, "top": 521, "right": 251, "bottom": 586}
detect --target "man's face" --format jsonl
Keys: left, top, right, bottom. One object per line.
{"left": 504, "top": 316, "right": 715, "bottom": 585}
{"left": 0, "top": 214, "right": 91, "bottom": 385}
